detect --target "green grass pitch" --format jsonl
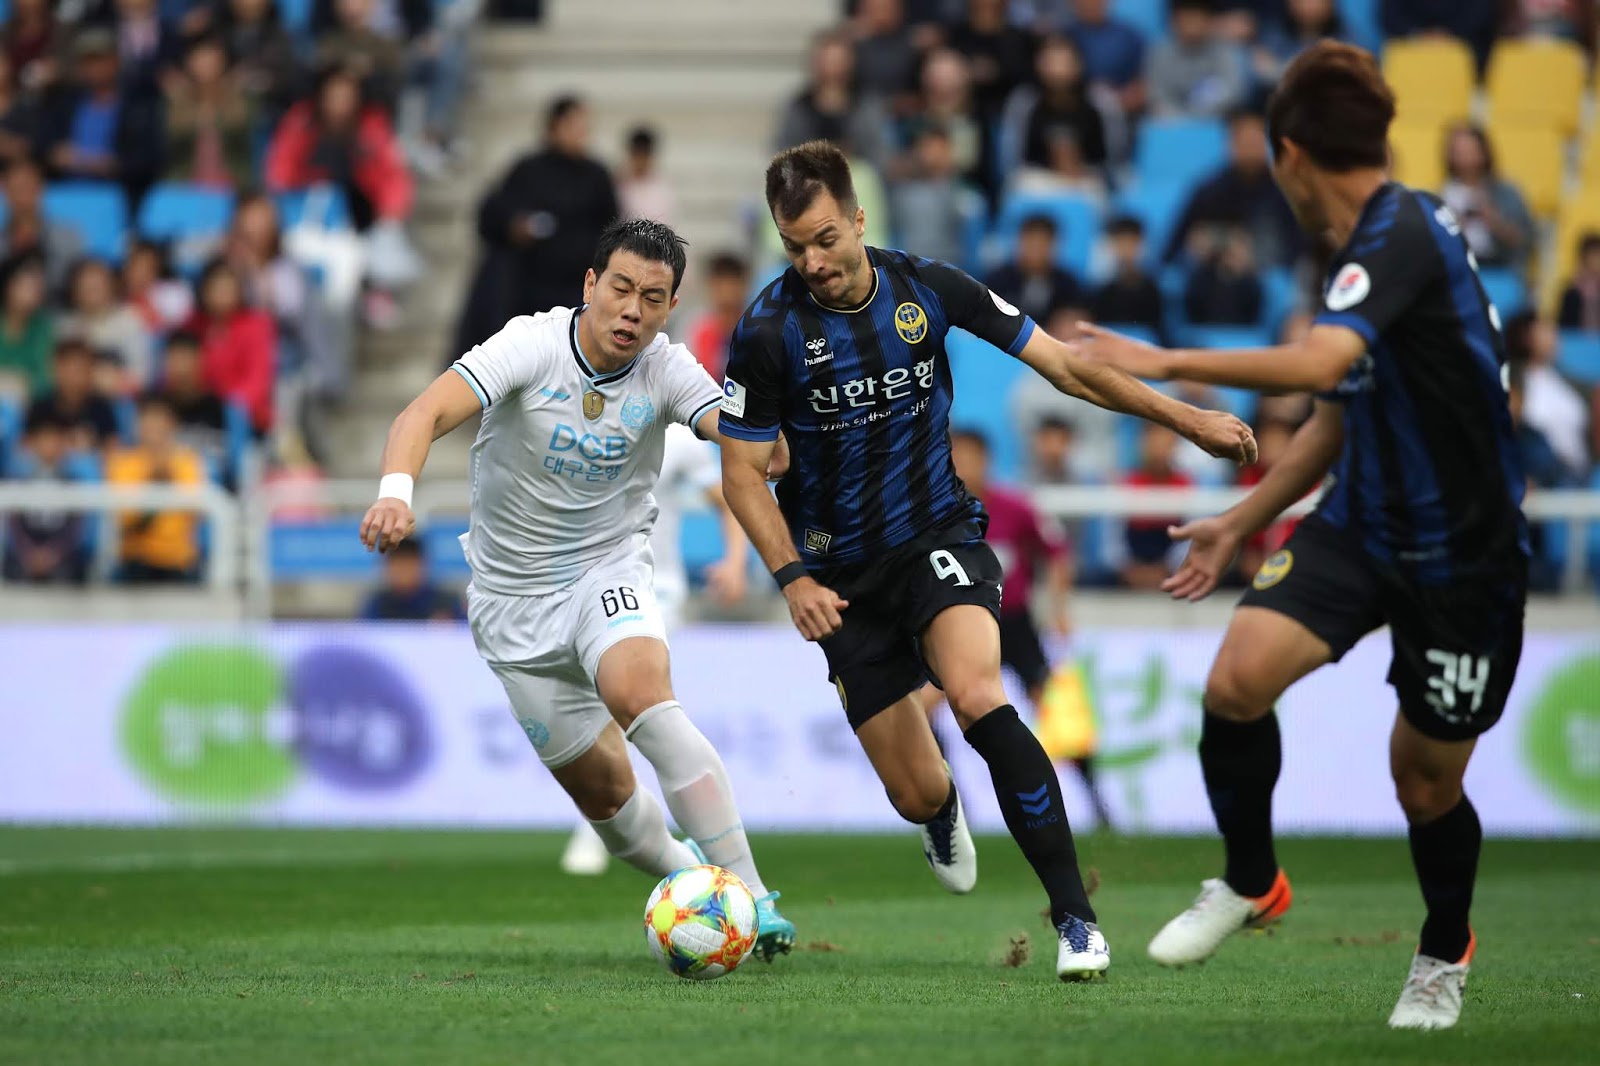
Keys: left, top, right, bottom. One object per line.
{"left": 1, "top": 828, "right": 1595, "bottom": 1065}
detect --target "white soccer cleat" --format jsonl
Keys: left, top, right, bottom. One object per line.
{"left": 1056, "top": 915, "right": 1111, "bottom": 981}
{"left": 559, "top": 821, "right": 610, "bottom": 876}
{"left": 920, "top": 782, "right": 977, "bottom": 894}
{"left": 1388, "top": 935, "right": 1474, "bottom": 1031}
{"left": 1147, "top": 870, "right": 1293, "bottom": 967}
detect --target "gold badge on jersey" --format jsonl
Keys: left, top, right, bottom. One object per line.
{"left": 583, "top": 390, "right": 604, "bottom": 420}
{"left": 1253, "top": 549, "right": 1294, "bottom": 591}
{"left": 895, "top": 302, "right": 928, "bottom": 344}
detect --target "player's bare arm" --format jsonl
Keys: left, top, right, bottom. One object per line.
{"left": 1015, "top": 327, "right": 1258, "bottom": 465}
{"left": 1076, "top": 321, "right": 1368, "bottom": 395}
{"left": 1163, "top": 400, "right": 1345, "bottom": 601}
{"left": 719, "top": 435, "right": 848, "bottom": 641}
{"left": 359, "top": 369, "right": 483, "bottom": 552}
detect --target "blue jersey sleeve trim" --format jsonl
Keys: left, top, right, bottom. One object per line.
{"left": 1314, "top": 311, "right": 1376, "bottom": 345}
{"left": 1005, "top": 317, "right": 1038, "bottom": 357}
{"left": 687, "top": 397, "right": 723, "bottom": 438}
{"left": 717, "top": 417, "right": 781, "bottom": 443}
{"left": 451, "top": 362, "right": 490, "bottom": 407}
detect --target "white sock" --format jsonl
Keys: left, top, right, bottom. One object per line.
{"left": 626, "top": 700, "right": 769, "bottom": 897}
{"left": 589, "top": 787, "right": 696, "bottom": 877}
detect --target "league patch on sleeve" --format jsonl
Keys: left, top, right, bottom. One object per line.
{"left": 990, "top": 289, "right": 1021, "bottom": 316}
{"left": 1325, "top": 264, "right": 1371, "bottom": 311}
{"left": 721, "top": 378, "right": 747, "bottom": 418}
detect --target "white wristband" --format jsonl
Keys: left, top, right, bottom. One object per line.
{"left": 377, "top": 473, "right": 414, "bottom": 508}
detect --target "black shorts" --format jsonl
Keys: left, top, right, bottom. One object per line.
{"left": 999, "top": 611, "right": 1051, "bottom": 692}
{"left": 1239, "top": 516, "right": 1526, "bottom": 741}
{"left": 815, "top": 515, "right": 1003, "bottom": 729}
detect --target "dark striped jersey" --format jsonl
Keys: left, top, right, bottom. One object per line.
{"left": 719, "top": 248, "right": 1037, "bottom": 567}
{"left": 1312, "top": 183, "right": 1528, "bottom": 583}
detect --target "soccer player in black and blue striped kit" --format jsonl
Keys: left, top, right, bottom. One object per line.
{"left": 718, "top": 140, "right": 1257, "bottom": 982}
{"left": 1081, "top": 43, "right": 1528, "bottom": 1029}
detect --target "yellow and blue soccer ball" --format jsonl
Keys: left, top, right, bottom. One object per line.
{"left": 643, "top": 864, "right": 758, "bottom": 980}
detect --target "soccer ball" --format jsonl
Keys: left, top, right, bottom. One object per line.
{"left": 643, "top": 864, "right": 759, "bottom": 980}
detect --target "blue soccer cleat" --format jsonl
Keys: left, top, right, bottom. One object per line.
{"left": 753, "top": 891, "right": 796, "bottom": 962}
{"left": 1056, "top": 914, "right": 1111, "bottom": 982}
{"left": 684, "top": 839, "right": 708, "bottom": 866}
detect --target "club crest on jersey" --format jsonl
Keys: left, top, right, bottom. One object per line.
{"left": 1326, "top": 264, "right": 1371, "bottom": 311}
{"left": 583, "top": 390, "right": 604, "bottom": 420}
{"left": 621, "top": 394, "right": 655, "bottom": 430}
{"left": 895, "top": 302, "right": 929, "bottom": 344}
{"left": 1253, "top": 549, "right": 1294, "bottom": 590}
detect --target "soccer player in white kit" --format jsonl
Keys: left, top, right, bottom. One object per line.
{"left": 359, "top": 220, "right": 795, "bottom": 960}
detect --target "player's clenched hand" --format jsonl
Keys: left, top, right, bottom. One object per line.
{"left": 360, "top": 498, "right": 416, "bottom": 553}
{"left": 1073, "top": 322, "right": 1175, "bottom": 380}
{"left": 1162, "top": 516, "right": 1245, "bottom": 602}
{"left": 1184, "top": 409, "right": 1258, "bottom": 466}
{"left": 783, "top": 576, "right": 849, "bottom": 641}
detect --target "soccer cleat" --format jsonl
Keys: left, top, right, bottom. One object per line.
{"left": 752, "top": 891, "right": 796, "bottom": 962}
{"left": 683, "top": 838, "right": 708, "bottom": 866}
{"left": 1388, "top": 933, "right": 1475, "bottom": 1030}
{"left": 1147, "top": 869, "right": 1292, "bottom": 967}
{"left": 559, "top": 821, "right": 610, "bottom": 876}
{"left": 1056, "top": 915, "right": 1111, "bottom": 981}
{"left": 920, "top": 774, "right": 978, "bottom": 894}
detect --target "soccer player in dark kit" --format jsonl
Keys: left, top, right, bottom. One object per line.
{"left": 718, "top": 140, "right": 1257, "bottom": 982}
{"left": 1078, "top": 42, "right": 1528, "bottom": 1028}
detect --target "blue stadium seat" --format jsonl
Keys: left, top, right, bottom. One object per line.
{"left": 276, "top": 0, "right": 314, "bottom": 35}
{"left": 1556, "top": 330, "right": 1600, "bottom": 386}
{"left": 1338, "top": 0, "right": 1384, "bottom": 55}
{"left": 0, "top": 394, "right": 18, "bottom": 469}
{"left": 1112, "top": 181, "right": 1191, "bottom": 267}
{"left": 112, "top": 397, "right": 138, "bottom": 446}
{"left": 1133, "top": 117, "right": 1227, "bottom": 193}
{"left": 991, "top": 191, "right": 1102, "bottom": 279}
{"left": 1260, "top": 267, "right": 1298, "bottom": 337}
{"left": 1478, "top": 267, "right": 1529, "bottom": 318}
{"left": 42, "top": 182, "right": 128, "bottom": 262}
{"left": 1177, "top": 325, "right": 1273, "bottom": 424}
{"left": 947, "top": 329, "right": 1030, "bottom": 480}
{"left": 1112, "top": 0, "right": 1168, "bottom": 44}
{"left": 1587, "top": 468, "right": 1600, "bottom": 592}
{"left": 274, "top": 185, "right": 352, "bottom": 231}
{"left": 224, "top": 401, "right": 253, "bottom": 487}
{"left": 1098, "top": 322, "right": 1160, "bottom": 346}
{"left": 269, "top": 517, "right": 471, "bottom": 582}
{"left": 421, "top": 521, "right": 472, "bottom": 580}
{"left": 137, "top": 184, "right": 235, "bottom": 272}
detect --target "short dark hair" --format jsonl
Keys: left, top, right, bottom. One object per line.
{"left": 1580, "top": 232, "right": 1600, "bottom": 258}
{"left": 627, "top": 126, "right": 656, "bottom": 154}
{"left": 54, "top": 338, "right": 94, "bottom": 363}
{"left": 706, "top": 251, "right": 750, "bottom": 279}
{"left": 23, "top": 405, "right": 71, "bottom": 437}
{"left": 165, "top": 330, "right": 202, "bottom": 354}
{"left": 1035, "top": 415, "right": 1075, "bottom": 435}
{"left": 1105, "top": 215, "right": 1145, "bottom": 239}
{"left": 547, "top": 94, "right": 583, "bottom": 132}
{"left": 950, "top": 427, "right": 990, "bottom": 452}
{"left": 387, "top": 537, "right": 425, "bottom": 561}
{"left": 1267, "top": 41, "right": 1394, "bottom": 172}
{"left": 1171, "top": 0, "right": 1214, "bottom": 13}
{"left": 137, "top": 390, "right": 176, "bottom": 418}
{"left": 1445, "top": 122, "right": 1496, "bottom": 180}
{"left": 765, "top": 140, "right": 858, "bottom": 222}
{"left": 1019, "top": 213, "right": 1059, "bottom": 239}
{"left": 1226, "top": 105, "right": 1265, "bottom": 131}
{"left": 592, "top": 218, "right": 689, "bottom": 294}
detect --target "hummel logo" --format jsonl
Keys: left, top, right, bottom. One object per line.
{"left": 804, "top": 337, "right": 833, "bottom": 366}
{"left": 1016, "top": 784, "right": 1052, "bottom": 818}
{"left": 805, "top": 352, "right": 833, "bottom": 366}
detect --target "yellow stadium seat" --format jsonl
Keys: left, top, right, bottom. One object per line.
{"left": 1388, "top": 121, "right": 1446, "bottom": 191}
{"left": 1546, "top": 193, "right": 1600, "bottom": 307}
{"left": 1383, "top": 38, "right": 1475, "bottom": 128}
{"left": 1487, "top": 38, "right": 1587, "bottom": 138}
{"left": 1578, "top": 128, "right": 1600, "bottom": 190}
{"left": 1486, "top": 122, "right": 1565, "bottom": 219}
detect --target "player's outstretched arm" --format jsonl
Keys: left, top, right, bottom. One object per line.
{"left": 359, "top": 370, "right": 483, "bottom": 552}
{"left": 1075, "top": 322, "right": 1367, "bottom": 395}
{"left": 1014, "top": 327, "right": 1258, "bottom": 465}
{"left": 1163, "top": 401, "right": 1345, "bottom": 601}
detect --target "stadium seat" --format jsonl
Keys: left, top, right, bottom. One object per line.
{"left": 1382, "top": 39, "right": 1475, "bottom": 129}
{"left": 1556, "top": 330, "right": 1600, "bottom": 387}
{"left": 1587, "top": 468, "right": 1600, "bottom": 592}
{"left": 1487, "top": 38, "right": 1586, "bottom": 138}
{"left": 1578, "top": 128, "right": 1600, "bottom": 191}
{"left": 1338, "top": 0, "right": 1383, "bottom": 55}
{"left": 1112, "top": 180, "right": 1191, "bottom": 267}
{"left": 990, "top": 191, "right": 1102, "bottom": 279}
{"left": 1478, "top": 267, "right": 1529, "bottom": 318}
{"left": 1487, "top": 123, "right": 1565, "bottom": 219}
{"left": 0, "top": 393, "right": 19, "bottom": 470}
{"left": 1174, "top": 325, "right": 1270, "bottom": 425}
{"left": 1110, "top": 0, "right": 1167, "bottom": 44}
{"left": 41, "top": 182, "right": 128, "bottom": 262}
{"left": 947, "top": 329, "right": 1030, "bottom": 479}
{"left": 276, "top": 0, "right": 313, "bottom": 35}
{"left": 1549, "top": 194, "right": 1600, "bottom": 307}
{"left": 1387, "top": 121, "right": 1445, "bottom": 192}
{"left": 1132, "top": 117, "right": 1227, "bottom": 195}
{"left": 273, "top": 185, "right": 351, "bottom": 232}
{"left": 1098, "top": 323, "right": 1160, "bottom": 346}
{"left": 136, "top": 184, "right": 235, "bottom": 273}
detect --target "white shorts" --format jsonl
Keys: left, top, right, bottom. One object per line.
{"left": 467, "top": 540, "right": 668, "bottom": 769}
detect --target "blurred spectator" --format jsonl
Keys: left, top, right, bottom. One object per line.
{"left": 1253, "top": 0, "right": 1345, "bottom": 85}
{"left": 0, "top": 54, "right": 40, "bottom": 169}
{"left": 0, "top": 160, "right": 84, "bottom": 293}
{"left": 617, "top": 126, "right": 676, "bottom": 225}
{"left": 2, "top": 0, "right": 62, "bottom": 95}
{"left": 1184, "top": 225, "right": 1263, "bottom": 324}
{"left": 107, "top": 391, "right": 205, "bottom": 583}
{"left": 684, "top": 252, "right": 751, "bottom": 380}
{"left": 162, "top": 32, "right": 255, "bottom": 190}
{"left": 1505, "top": 311, "right": 1591, "bottom": 479}
{"left": 1381, "top": 0, "right": 1496, "bottom": 71}
{"left": 775, "top": 30, "right": 891, "bottom": 171}
{"left": 188, "top": 258, "right": 275, "bottom": 435}
{"left": 315, "top": 0, "right": 406, "bottom": 110}
{"left": 1440, "top": 123, "right": 1535, "bottom": 272}
{"left": 1165, "top": 108, "right": 1301, "bottom": 270}
{"left": 38, "top": 27, "right": 166, "bottom": 208}
{"left": 360, "top": 537, "right": 466, "bottom": 620}
{"left": 985, "top": 213, "right": 1080, "bottom": 324}
{"left": 1234, "top": 417, "right": 1301, "bottom": 581}
{"left": 1557, "top": 233, "right": 1600, "bottom": 332}
{"left": 93, "top": 0, "right": 183, "bottom": 95}
{"left": 2, "top": 408, "right": 90, "bottom": 585}
{"left": 155, "top": 330, "right": 228, "bottom": 463}
{"left": 1066, "top": 0, "right": 1146, "bottom": 112}
{"left": 1091, "top": 215, "right": 1163, "bottom": 334}
{"left": 26, "top": 340, "right": 120, "bottom": 453}
{"left": 1120, "top": 422, "right": 1192, "bottom": 590}
{"left": 943, "top": 0, "right": 1039, "bottom": 119}
{"left": 1146, "top": 0, "right": 1248, "bottom": 118}
{"left": 1024, "top": 415, "right": 1078, "bottom": 485}
{"left": 1013, "top": 306, "right": 1119, "bottom": 479}
{"left": 1004, "top": 33, "right": 1106, "bottom": 180}
{"left": 849, "top": 0, "right": 921, "bottom": 106}
{"left": 888, "top": 123, "right": 972, "bottom": 265}
{"left": 897, "top": 48, "right": 985, "bottom": 191}
{"left": 61, "top": 258, "right": 155, "bottom": 392}
{"left": 208, "top": 0, "right": 305, "bottom": 118}
{"left": 1501, "top": 0, "right": 1596, "bottom": 55}
{"left": 1508, "top": 362, "right": 1577, "bottom": 591}
{"left": 453, "top": 95, "right": 618, "bottom": 356}
{"left": 122, "top": 238, "right": 194, "bottom": 335}
{"left": 0, "top": 253, "right": 56, "bottom": 401}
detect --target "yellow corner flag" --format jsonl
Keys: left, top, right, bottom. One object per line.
{"left": 1033, "top": 659, "right": 1099, "bottom": 762}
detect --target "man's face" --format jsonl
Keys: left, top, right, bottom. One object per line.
{"left": 164, "top": 345, "right": 202, "bottom": 392}
{"left": 775, "top": 191, "right": 869, "bottom": 307}
{"left": 54, "top": 352, "right": 93, "bottom": 399}
{"left": 1017, "top": 224, "right": 1055, "bottom": 274}
{"left": 1074, "top": 0, "right": 1108, "bottom": 23}
{"left": 138, "top": 404, "right": 177, "bottom": 451}
{"left": 551, "top": 107, "right": 591, "bottom": 156}
{"left": 707, "top": 272, "right": 749, "bottom": 318}
{"left": 5, "top": 166, "right": 41, "bottom": 213}
{"left": 1109, "top": 231, "right": 1143, "bottom": 269}
{"left": 384, "top": 552, "right": 425, "bottom": 595}
{"left": 1172, "top": 8, "right": 1210, "bottom": 45}
{"left": 79, "top": 52, "right": 119, "bottom": 92}
{"left": 581, "top": 251, "right": 678, "bottom": 363}
{"left": 27, "top": 425, "right": 66, "bottom": 467}
{"left": 1230, "top": 117, "right": 1268, "bottom": 173}
{"left": 1032, "top": 424, "right": 1072, "bottom": 475}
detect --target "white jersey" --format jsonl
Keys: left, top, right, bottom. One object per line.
{"left": 650, "top": 423, "right": 720, "bottom": 611}
{"left": 451, "top": 307, "right": 724, "bottom": 596}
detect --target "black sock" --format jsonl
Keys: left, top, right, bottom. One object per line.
{"left": 1200, "top": 708, "right": 1281, "bottom": 898}
{"left": 964, "top": 705, "right": 1094, "bottom": 925}
{"left": 1408, "top": 795, "right": 1480, "bottom": 961}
